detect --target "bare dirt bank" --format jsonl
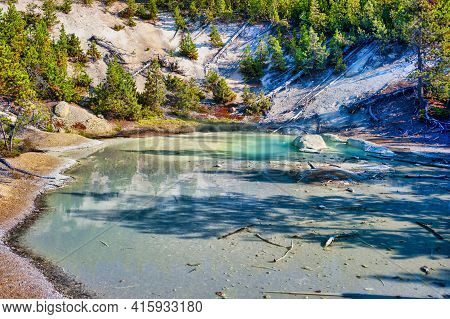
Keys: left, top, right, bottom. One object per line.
{"left": 0, "top": 133, "right": 103, "bottom": 298}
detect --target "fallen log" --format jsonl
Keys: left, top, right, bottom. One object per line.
{"left": 366, "top": 154, "right": 450, "bottom": 170}
{"left": 89, "top": 36, "right": 127, "bottom": 64}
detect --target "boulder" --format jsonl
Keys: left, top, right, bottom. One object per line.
{"left": 346, "top": 138, "right": 395, "bottom": 156}
{"left": 54, "top": 101, "right": 71, "bottom": 118}
{"left": 53, "top": 102, "right": 115, "bottom": 136}
{"left": 293, "top": 134, "right": 327, "bottom": 151}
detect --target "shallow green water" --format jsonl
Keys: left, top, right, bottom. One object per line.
{"left": 21, "top": 132, "right": 309, "bottom": 297}
{"left": 19, "top": 132, "right": 449, "bottom": 298}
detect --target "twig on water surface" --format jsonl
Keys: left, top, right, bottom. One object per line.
{"left": 272, "top": 240, "right": 294, "bottom": 263}
{"left": 254, "top": 233, "right": 286, "bottom": 248}
{"left": 217, "top": 225, "right": 254, "bottom": 239}
{"left": 99, "top": 240, "right": 109, "bottom": 247}
{"left": 403, "top": 174, "right": 449, "bottom": 180}
{"left": 251, "top": 265, "right": 278, "bottom": 271}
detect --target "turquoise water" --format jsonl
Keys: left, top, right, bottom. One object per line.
{"left": 18, "top": 132, "right": 450, "bottom": 298}
{"left": 21, "top": 132, "right": 308, "bottom": 297}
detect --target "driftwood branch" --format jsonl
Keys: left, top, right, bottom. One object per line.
{"left": 415, "top": 222, "right": 444, "bottom": 240}
{"left": 254, "top": 233, "right": 286, "bottom": 248}
{"left": 217, "top": 224, "right": 254, "bottom": 239}
{"left": 263, "top": 291, "right": 341, "bottom": 297}
{"left": 272, "top": 240, "right": 294, "bottom": 263}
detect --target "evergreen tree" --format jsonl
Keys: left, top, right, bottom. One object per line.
{"left": 309, "top": 0, "right": 326, "bottom": 33}
{"left": 42, "top": 0, "right": 58, "bottom": 28}
{"left": 174, "top": 6, "right": 186, "bottom": 30}
{"left": 125, "top": 0, "right": 137, "bottom": 27}
{"left": 87, "top": 40, "right": 101, "bottom": 61}
{"left": 242, "top": 87, "right": 272, "bottom": 115}
{"left": 147, "top": 0, "right": 158, "bottom": 21}
{"left": 179, "top": 33, "right": 198, "bottom": 60}
{"left": 205, "top": 70, "right": 236, "bottom": 104}
{"left": 406, "top": 0, "right": 448, "bottom": 106}
{"left": 240, "top": 45, "right": 264, "bottom": 81}
{"left": 167, "top": 76, "right": 204, "bottom": 115}
{"left": 139, "top": 59, "right": 167, "bottom": 115}
{"left": 299, "top": 27, "right": 328, "bottom": 73}
{"left": 189, "top": 1, "right": 199, "bottom": 20}
{"left": 92, "top": 58, "right": 141, "bottom": 120}
{"left": 58, "top": 0, "right": 73, "bottom": 14}
{"left": 329, "top": 30, "right": 350, "bottom": 72}
{"left": 209, "top": 25, "right": 223, "bottom": 47}
{"left": 268, "top": 36, "right": 286, "bottom": 71}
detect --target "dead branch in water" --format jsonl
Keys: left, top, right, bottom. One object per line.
{"left": 254, "top": 233, "right": 286, "bottom": 248}
{"left": 251, "top": 265, "right": 278, "bottom": 271}
{"left": 272, "top": 240, "right": 294, "bottom": 263}
{"left": 217, "top": 224, "right": 254, "bottom": 239}
{"left": 263, "top": 290, "right": 341, "bottom": 297}
{"left": 415, "top": 222, "right": 444, "bottom": 240}
{"left": 403, "top": 174, "right": 449, "bottom": 179}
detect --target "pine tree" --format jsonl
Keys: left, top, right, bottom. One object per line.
{"left": 125, "top": 0, "right": 137, "bottom": 27}
{"left": 240, "top": 45, "right": 264, "bottom": 81}
{"left": 42, "top": 0, "right": 58, "bottom": 28}
{"left": 147, "top": 0, "right": 158, "bottom": 21}
{"left": 179, "top": 33, "right": 198, "bottom": 60}
{"left": 268, "top": 36, "right": 286, "bottom": 71}
{"left": 174, "top": 6, "right": 186, "bottom": 30}
{"left": 406, "top": 0, "right": 448, "bottom": 106}
{"left": 189, "top": 1, "right": 199, "bottom": 20}
{"left": 209, "top": 25, "right": 223, "bottom": 47}
{"left": 205, "top": 70, "right": 236, "bottom": 104}
{"left": 92, "top": 58, "right": 141, "bottom": 120}
{"left": 58, "top": 0, "right": 73, "bottom": 14}
{"left": 139, "top": 59, "right": 166, "bottom": 115}
{"left": 329, "top": 30, "right": 350, "bottom": 72}
{"left": 87, "top": 40, "right": 101, "bottom": 61}
{"left": 300, "top": 27, "right": 328, "bottom": 73}
{"left": 309, "top": 0, "right": 326, "bottom": 32}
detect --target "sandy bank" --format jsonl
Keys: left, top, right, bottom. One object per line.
{"left": 0, "top": 133, "right": 104, "bottom": 298}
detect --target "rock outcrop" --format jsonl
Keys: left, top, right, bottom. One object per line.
{"left": 346, "top": 138, "right": 395, "bottom": 156}
{"left": 53, "top": 102, "right": 116, "bottom": 136}
{"left": 293, "top": 134, "right": 328, "bottom": 151}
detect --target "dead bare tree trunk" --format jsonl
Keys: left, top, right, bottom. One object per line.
{"left": 416, "top": 28, "right": 425, "bottom": 110}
